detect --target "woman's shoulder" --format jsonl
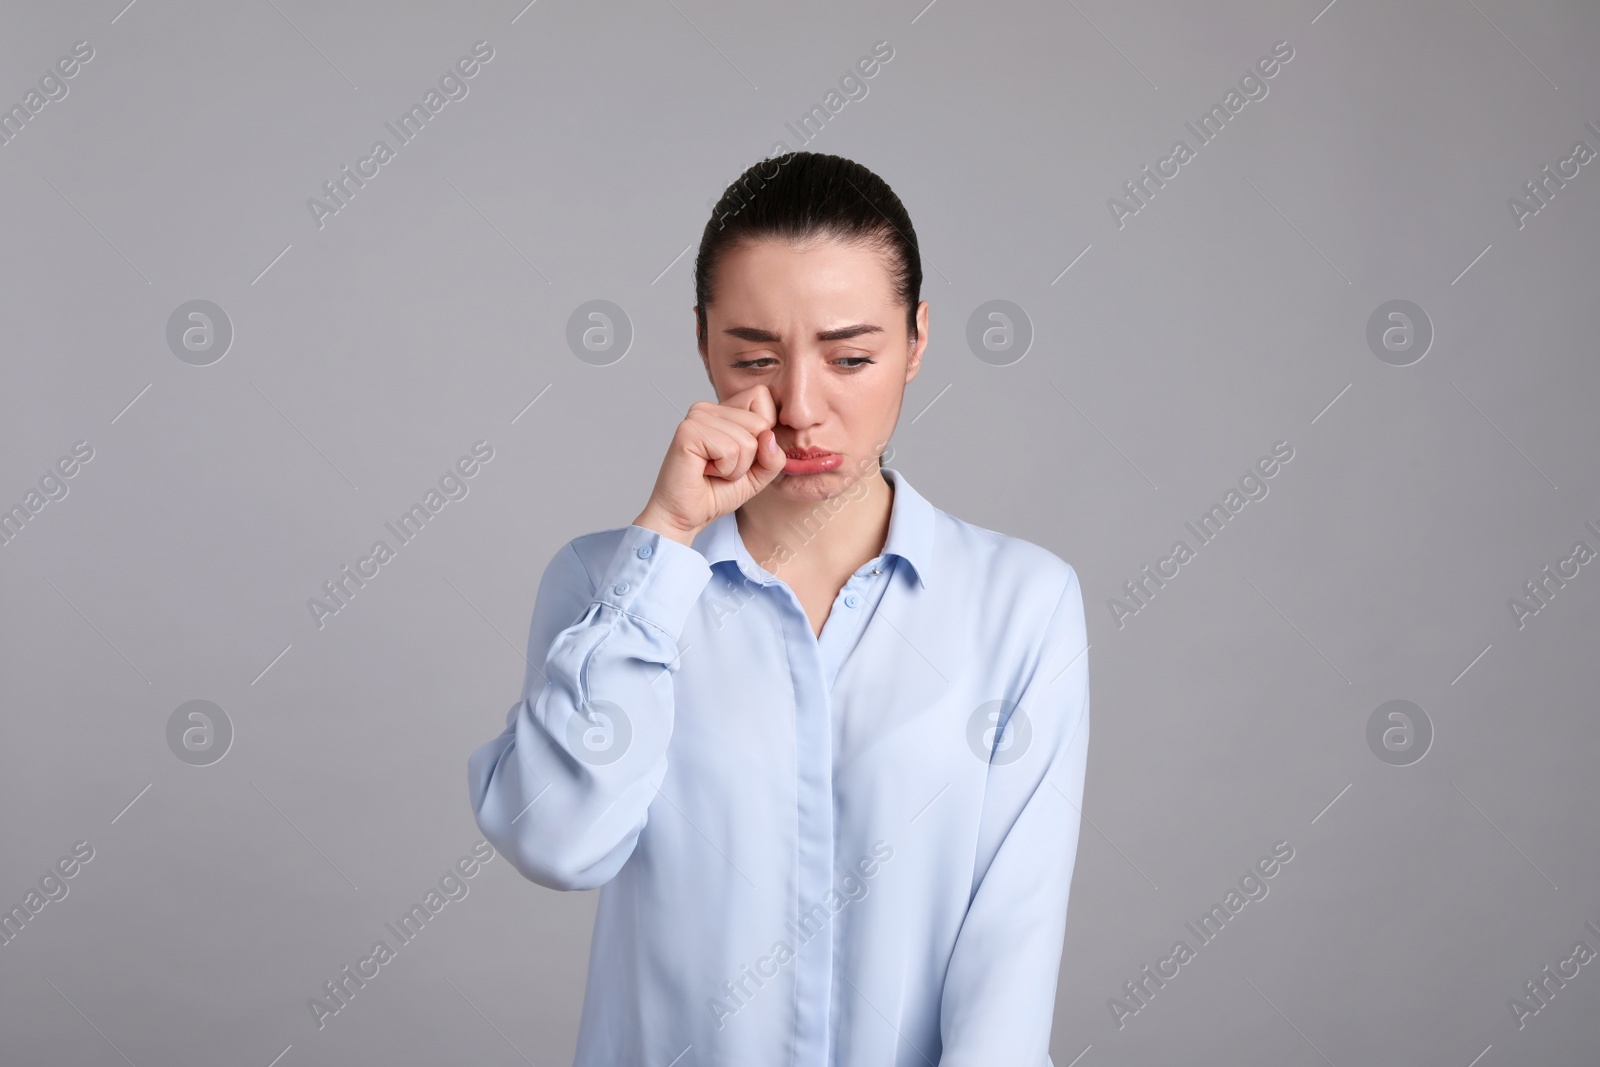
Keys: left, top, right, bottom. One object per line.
{"left": 932, "top": 507, "right": 1080, "bottom": 605}
{"left": 929, "top": 509, "right": 1086, "bottom": 668}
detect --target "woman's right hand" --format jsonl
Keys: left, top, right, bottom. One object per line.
{"left": 632, "top": 384, "right": 788, "bottom": 545}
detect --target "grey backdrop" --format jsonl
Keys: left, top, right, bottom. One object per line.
{"left": 3, "top": 0, "right": 1598, "bottom": 1064}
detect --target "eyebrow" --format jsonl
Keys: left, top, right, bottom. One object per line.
{"left": 722, "top": 324, "right": 884, "bottom": 343}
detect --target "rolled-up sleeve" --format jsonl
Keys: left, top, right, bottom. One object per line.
{"left": 937, "top": 566, "right": 1091, "bottom": 1066}
{"left": 467, "top": 524, "right": 713, "bottom": 891}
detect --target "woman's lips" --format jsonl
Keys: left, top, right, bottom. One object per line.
{"left": 782, "top": 449, "right": 843, "bottom": 475}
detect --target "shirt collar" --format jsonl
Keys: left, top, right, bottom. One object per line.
{"left": 693, "top": 466, "right": 934, "bottom": 590}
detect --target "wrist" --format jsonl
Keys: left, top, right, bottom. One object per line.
{"left": 633, "top": 507, "right": 702, "bottom": 547}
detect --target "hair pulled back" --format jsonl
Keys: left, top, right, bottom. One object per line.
{"left": 694, "top": 152, "right": 922, "bottom": 349}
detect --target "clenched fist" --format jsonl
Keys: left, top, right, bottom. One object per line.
{"left": 632, "top": 384, "right": 788, "bottom": 546}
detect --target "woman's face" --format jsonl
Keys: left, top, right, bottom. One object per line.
{"left": 697, "top": 235, "right": 928, "bottom": 503}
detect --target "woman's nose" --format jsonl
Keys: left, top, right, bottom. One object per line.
{"left": 772, "top": 358, "right": 820, "bottom": 425}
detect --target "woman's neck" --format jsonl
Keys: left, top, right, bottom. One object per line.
{"left": 735, "top": 469, "right": 894, "bottom": 581}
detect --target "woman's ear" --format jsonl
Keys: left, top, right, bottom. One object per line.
{"left": 696, "top": 307, "right": 717, "bottom": 390}
{"left": 905, "top": 300, "right": 929, "bottom": 382}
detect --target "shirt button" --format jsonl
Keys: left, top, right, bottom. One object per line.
{"left": 637, "top": 544, "right": 653, "bottom": 559}
{"left": 613, "top": 581, "right": 630, "bottom": 595}
{"left": 844, "top": 592, "right": 861, "bottom": 608}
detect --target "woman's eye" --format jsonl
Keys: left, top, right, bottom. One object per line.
{"left": 729, "top": 355, "right": 877, "bottom": 370}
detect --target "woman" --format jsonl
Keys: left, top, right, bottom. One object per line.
{"left": 468, "top": 152, "right": 1090, "bottom": 1067}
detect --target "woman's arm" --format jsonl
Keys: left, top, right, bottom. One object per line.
{"left": 466, "top": 524, "right": 713, "bottom": 890}
{"left": 469, "top": 384, "right": 780, "bottom": 890}
{"left": 937, "top": 566, "right": 1091, "bottom": 1066}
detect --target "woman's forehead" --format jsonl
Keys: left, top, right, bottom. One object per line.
{"left": 714, "top": 239, "right": 897, "bottom": 304}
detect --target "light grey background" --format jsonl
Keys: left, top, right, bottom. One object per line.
{"left": 3, "top": 1, "right": 1598, "bottom": 1064}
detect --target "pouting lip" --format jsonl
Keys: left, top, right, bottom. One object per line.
{"left": 784, "top": 447, "right": 838, "bottom": 459}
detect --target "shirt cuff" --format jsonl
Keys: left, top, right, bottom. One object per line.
{"left": 590, "top": 524, "right": 714, "bottom": 641}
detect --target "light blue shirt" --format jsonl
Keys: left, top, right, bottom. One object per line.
{"left": 467, "top": 467, "right": 1090, "bottom": 1067}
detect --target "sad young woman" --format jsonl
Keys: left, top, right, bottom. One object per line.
{"left": 468, "top": 151, "right": 1091, "bottom": 1067}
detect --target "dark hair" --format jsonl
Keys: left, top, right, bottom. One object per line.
{"left": 694, "top": 151, "right": 922, "bottom": 350}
